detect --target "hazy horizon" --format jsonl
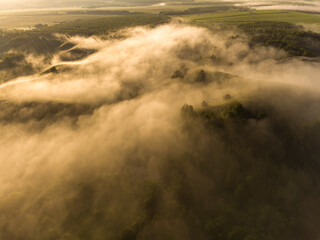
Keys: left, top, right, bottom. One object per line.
{"left": 1, "top": 0, "right": 320, "bottom": 11}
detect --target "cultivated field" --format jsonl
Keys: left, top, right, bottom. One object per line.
{"left": 182, "top": 10, "right": 320, "bottom": 31}
{"left": 0, "top": 2, "right": 235, "bottom": 29}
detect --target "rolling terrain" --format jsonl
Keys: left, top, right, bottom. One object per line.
{"left": 0, "top": 2, "right": 320, "bottom": 240}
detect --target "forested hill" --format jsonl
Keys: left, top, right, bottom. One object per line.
{"left": 0, "top": 14, "right": 169, "bottom": 82}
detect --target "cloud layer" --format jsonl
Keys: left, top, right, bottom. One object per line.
{"left": 0, "top": 23, "right": 320, "bottom": 239}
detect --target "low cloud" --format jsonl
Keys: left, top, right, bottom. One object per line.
{"left": 0, "top": 23, "right": 320, "bottom": 239}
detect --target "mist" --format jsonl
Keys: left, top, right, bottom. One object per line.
{"left": 1, "top": 23, "right": 320, "bottom": 240}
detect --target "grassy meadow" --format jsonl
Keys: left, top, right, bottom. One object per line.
{"left": 182, "top": 10, "right": 320, "bottom": 31}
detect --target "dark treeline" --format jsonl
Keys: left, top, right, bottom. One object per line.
{"left": 65, "top": 10, "right": 145, "bottom": 15}
{"left": 160, "top": 6, "right": 249, "bottom": 16}
{"left": 239, "top": 22, "right": 320, "bottom": 57}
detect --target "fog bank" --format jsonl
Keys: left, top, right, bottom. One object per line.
{"left": 0, "top": 23, "right": 320, "bottom": 240}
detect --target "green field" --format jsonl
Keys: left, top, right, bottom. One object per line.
{"left": 182, "top": 10, "right": 320, "bottom": 31}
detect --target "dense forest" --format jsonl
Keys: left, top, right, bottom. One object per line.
{"left": 239, "top": 22, "right": 320, "bottom": 57}
{"left": 1, "top": 79, "right": 320, "bottom": 240}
